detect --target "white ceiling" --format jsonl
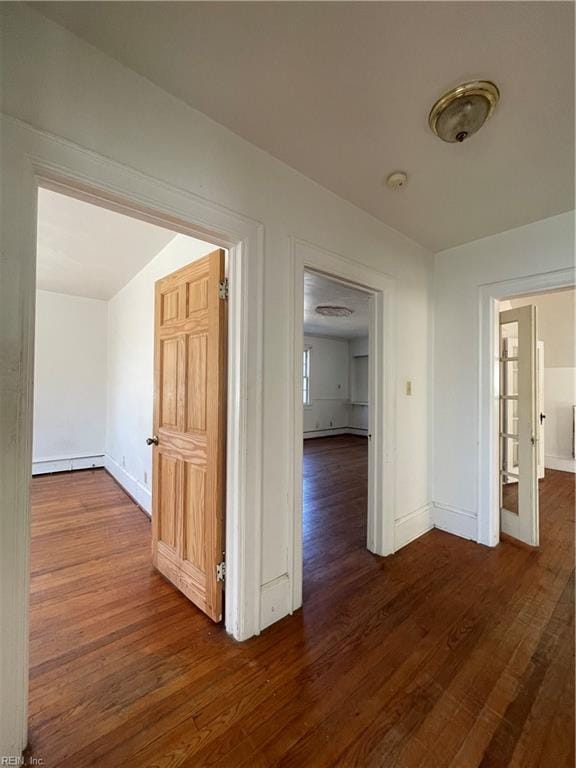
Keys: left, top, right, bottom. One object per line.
{"left": 33, "top": 2, "right": 574, "bottom": 251}
{"left": 37, "top": 188, "right": 177, "bottom": 299}
{"left": 304, "top": 271, "right": 370, "bottom": 339}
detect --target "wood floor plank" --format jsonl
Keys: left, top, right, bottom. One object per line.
{"left": 26, "top": 438, "right": 574, "bottom": 767}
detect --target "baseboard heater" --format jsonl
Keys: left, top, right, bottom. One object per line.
{"left": 303, "top": 428, "right": 368, "bottom": 439}
{"left": 32, "top": 455, "right": 105, "bottom": 475}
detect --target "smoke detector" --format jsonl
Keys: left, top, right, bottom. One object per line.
{"left": 429, "top": 80, "right": 500, "bottom": 143}
{"left": 315, "top": 305, "right": 354, "bottom": 317}
{"left": 386, "top": 171, "right": 408, "bottom": 191}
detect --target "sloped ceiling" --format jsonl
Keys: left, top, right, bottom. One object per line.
{"left": 37, "top": 188, "right": 177, "bottom": 299}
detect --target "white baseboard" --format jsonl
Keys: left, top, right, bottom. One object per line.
{"left": 303, "top": 428, "right": 368, "bottom": 439}
{"left": 32, "top": 454, "right": 105, "bottom": 475}
{"left": 260, "top": 574, "right": 291, "bottom": 630}
{"left": 394, "top": 503, "right": 434, "bottom": 551}
{"left": 346, "top": 427, "right": 369, "bottom": 437}
{"left": 104, "top": 454, "right": 151, "bottom": 515}
{"left": 433, "top": 503, "right": 477, "bottom": 541}
{"left": 303, "top": 427, "right": 349, "bottom": 439}
{"left": 394, "top": 501, "right": 479, "bottom": 552}
{"left": 545, "top": 454, "right": 576, "bottom": 473}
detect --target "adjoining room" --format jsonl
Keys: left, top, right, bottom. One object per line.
{"left": 302, "top": 271, "right": 371, "bottom": 604}
{"left": 498, "top": 287, "right": 575, "bottom": 548}
{"left": 30, "top": 187, "right": 231, "bottom": 760}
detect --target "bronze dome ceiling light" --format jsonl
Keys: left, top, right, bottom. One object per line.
{"left": 429, "top": 80, "right": 500, "bottom": 143}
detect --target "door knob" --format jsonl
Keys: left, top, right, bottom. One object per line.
{"left": 540, "top": 412, "right": 546, "bottom": 424}
{"left": 146, "top": 435, "right": 159, "bottom": 446}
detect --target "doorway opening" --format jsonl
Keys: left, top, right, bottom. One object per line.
{"left": 496, "top": 286, "right": 575, "bottom": 549}
{"left": 6, "top": 131, "right": 264, "bottom": 759}
{"left": 301, "top": 270, "right": 371, "bottom": 602}
{"left": 29, "top": 184, "right": 231, "bottom": 757}
{"left": 291, "top": 240, "right": 396, "bottom": 613}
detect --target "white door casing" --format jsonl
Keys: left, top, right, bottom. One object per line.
{"left": 478, "top": 267, "right": 576, "bottom": 548}
{"left": 290, "top": 238, "right": 396, "bottom": 612}
{"left": 0, "top": 116, "right": 264, "bottom": 758}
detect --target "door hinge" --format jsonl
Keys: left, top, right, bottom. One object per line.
{"left": 218, "top": 279, "right": 229, "bottom": 300}
{"left": 216, "top": 561, "right": 226, "bottom": 582}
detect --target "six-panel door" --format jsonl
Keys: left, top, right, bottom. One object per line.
{"left": 151, "top": 249, "right": 227, "bottom": 621}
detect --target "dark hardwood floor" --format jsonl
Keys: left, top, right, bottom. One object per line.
{"left": 27, "top": 437, "right": 574, "bottom": 767}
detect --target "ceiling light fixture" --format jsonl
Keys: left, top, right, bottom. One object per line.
{"left": 429, "top": 80, "right": 500, "bottom": 143}
{"left": 315, "top": 305, "right": 354, "bottom": 317}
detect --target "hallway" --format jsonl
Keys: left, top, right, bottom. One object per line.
{"left": 27, "top": 447, "right": 574, "bottom": 767}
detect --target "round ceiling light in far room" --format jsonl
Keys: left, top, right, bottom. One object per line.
{"left": 386, "top": 171, "right": 408, "bottom": 191}
{"left": 315, "top": 305, "right": 354, "bottom": 317}
{"left": 429, "top": 80, "right": 500, "bottom": 143}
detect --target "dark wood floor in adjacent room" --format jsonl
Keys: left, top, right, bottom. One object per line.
{"left": 27, "top": 436, "right": 574, "bottom": 767}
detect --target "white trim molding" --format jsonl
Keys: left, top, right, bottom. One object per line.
{"left": 260, "top": 575, "right": 292, "bottom": 630}
{"left": 394, "top": 502, "right": 478, "bottom": 551}
{"left": 290, "top": 238, "right": 397, "bottom": 612}
{"left": 32, "top": 454, "right": 105, "bottom": 476}
{"left": 303, "top": 427, "right": 369, "bottom": 439}
{"left": 478, "top": 266, "right": 576, "bottom": 547}
{"left": 0, "top": 115, "right": 264, "bottom": 757}
{"left": 344, "top": 427, "right": 369, "bottom": 437}
{"left": 545, "top": 455, "right": 576, "bottom": 474}
{"left": 394, "top": 501, "right": 481, "bottom": 551}
{"left": 394, "top": 504, "right": 433, "bottom": 550}
{"left": 104, "top": 455, "right": 152, "bottom": 514}
{"left": 433, "top": 503, "right": 477, "bottom": 541}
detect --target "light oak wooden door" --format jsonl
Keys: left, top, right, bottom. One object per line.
{"left": 151, "top": 249, "right": 227, "bottom": 621}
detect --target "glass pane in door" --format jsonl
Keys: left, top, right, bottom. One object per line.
{"left": 499, "top": 305, "right": 538, "bottom": 546}
{"left": 501, "top": 472, "right": 519, "bottom": 515}
{"left": 500, "top": 325, "right": 520, "bottom": 515}
{"left": 500, "top": 395, "right": 519, "bottom": 437}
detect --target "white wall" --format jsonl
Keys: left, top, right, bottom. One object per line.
{"left": 508, "top": 290, "right": 576, "bottom": 472}
{"left": 1, "top": 8, "right": 432, "bottom": 740}
{"left": 303, "top": 335, "right": 350, "bottom": 436}
{"left": 544, "top": 369, "right": 575, "bottom": 471}
{"left": 302, "top": 334, "right": 370, "bottom": 437}
{"left": 349, "top": 335, "right": 369, "bottom": 358}
{"left": 105, "top": 234, "right": 216, "bottom": 510}
{"left": 33, "top": 290, "right": 107, "bottom": 473}
{"left": 509, "top": 289, "right": 576, "bottom": 366}
{"left": 349, "top": 336, "right": 369, "bottom": 431}
{"left": 433, "top": 212, "right": 575, "bottom": 537}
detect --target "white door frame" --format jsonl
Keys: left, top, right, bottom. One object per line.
{"left": 289, "top": 239, "right": 396, "bottom": 611}
{"left": 0, "top": 116, "right": 264, "bottom": 757}
{"left": 478, "top": 266, "right": 576, "bottom": 547}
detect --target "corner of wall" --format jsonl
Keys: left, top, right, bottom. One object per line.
{"left": 432, "top": 503, "right": 477, "bottom": 541}
{"left": 394, "top": 503, "right": 434, "bottom": 550}
{"left": 104, "top": 455, "right": 151, "bottom": 515}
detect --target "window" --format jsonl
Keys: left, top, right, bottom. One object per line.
{"left": 303, "top": 347, "right": 311, "bottom": 405}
